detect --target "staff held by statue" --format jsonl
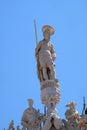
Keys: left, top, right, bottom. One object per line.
{"left": 34, "top": 20, "right": 38, "bottom": 45}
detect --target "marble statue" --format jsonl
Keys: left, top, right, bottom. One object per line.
{"left": 35, "top": 25, "right": 60, "bottom": 116}
{"left": 65, "top": 101, "right": 81, "bottom": 121}
{"left": 64, "top": 102, "right": 82, "bottom": 130}
{"left": 21, "top": 99, "right": 45, "bottom": 130}
{"left": 35, "top": 25, "right": 61, "bottom": 130}
{"left": 35, "top": 25, "right": 56, "bottom": 82}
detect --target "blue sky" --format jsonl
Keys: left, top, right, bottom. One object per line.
{"left": 0, "top": 0, "right": 87, "bottom": 129}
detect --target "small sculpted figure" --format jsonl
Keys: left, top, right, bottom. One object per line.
{"left": 21, "top": 99, "right": 44, "bottom": 130}
{"left": 64, "top": 102, "right": 81, "bottom": 130}
{"left": 35, "top": 25, "right": 56, "bottom": 82}
{"left": 65, "top": 102, "right": 80, "bottom": 121}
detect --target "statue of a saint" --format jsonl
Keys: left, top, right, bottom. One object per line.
{"left": 64, "top": 102, "right": 81, "bottom": 130}
{"left": 35, "top": 25, "right": 56, "bottom": 82}
{"left": 65, "top": 102, "right": 81, "bottom": 121}
{"left": 21, "top": 99, "right": 44, "bottom": 130}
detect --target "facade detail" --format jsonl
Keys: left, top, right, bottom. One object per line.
{"left": 5, "top": 25, "right": 87, "bottom": 130}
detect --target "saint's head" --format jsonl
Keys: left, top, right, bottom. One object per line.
{"left": 42, "top": 25, "right": 55, "bottom": 41}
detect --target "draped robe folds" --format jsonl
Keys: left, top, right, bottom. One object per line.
{"left": 35, "top": 40, "right": 56, "bottom": 81}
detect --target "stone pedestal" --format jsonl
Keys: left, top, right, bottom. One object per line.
{"left": 40, "top": 80, "right": 62, "bottom": 130}
{"left": 40, "top": 80, "right": 60, "bottom": 106}
{"left": 40, "top": 80, "right": 60, "bottom": 117}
